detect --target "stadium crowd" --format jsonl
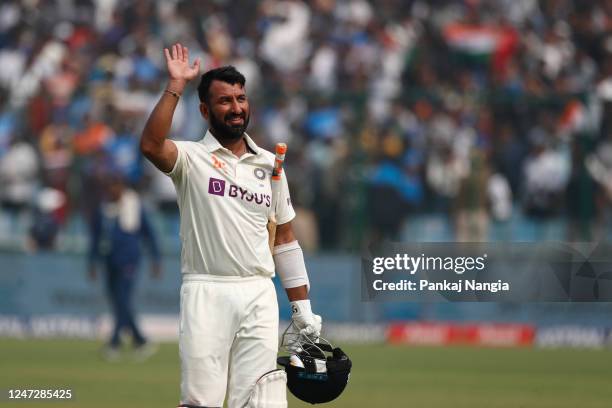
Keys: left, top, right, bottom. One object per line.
{"left": 0, "top": 0, "right": 611, "bottom": 251}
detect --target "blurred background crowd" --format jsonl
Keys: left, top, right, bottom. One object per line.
{"left": 0, "top": 0, "right": 611, "bottom": 253}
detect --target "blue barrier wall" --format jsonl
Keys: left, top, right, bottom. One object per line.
{"left": 0, "top": 250, "right": 362, "bottom": 322}
{"left": 2, "top": 250, "right": 612, "bottom": 325}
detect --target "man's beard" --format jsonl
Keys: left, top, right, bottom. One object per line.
{"left": 208, "top": 109, "right": 250, "bottom": 141}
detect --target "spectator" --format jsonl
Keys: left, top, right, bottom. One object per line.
{"left": 0, "top": 136, "right": 39, "bottom": 233}
{"left": 522, "top": 125, "right": 570, "bottom": 240}
{"left": 28, "top": 187, "right": 66, "bottom": 251}
{"left": 73, "top": 113, "right": 114, "bottom": 156}
{"left": 454, "top": 149, "right": 490, "bottom": 242}
{"left": 104, "top": 118, "right": 143, "bottom": 185}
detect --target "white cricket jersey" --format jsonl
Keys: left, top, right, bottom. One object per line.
{"left": 165, "top": 131, "right": 295, "bottom": 278}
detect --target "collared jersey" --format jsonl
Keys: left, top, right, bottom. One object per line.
{"left": 165, "top": 131, "right": 295, "bottom": 278}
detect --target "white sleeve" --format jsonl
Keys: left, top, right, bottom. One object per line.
{"left": 164, "top": 141, "right": 190, "bottom": 181}
{"left": 275, "top": 169, "right": 296, "bottom": 225}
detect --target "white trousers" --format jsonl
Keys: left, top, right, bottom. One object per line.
{"left": 179, "top": 275, "right": 279, "bottom": 408}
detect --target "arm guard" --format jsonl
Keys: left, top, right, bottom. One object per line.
{"left": 273, "top": 241, "right": 310, "bottom": 290}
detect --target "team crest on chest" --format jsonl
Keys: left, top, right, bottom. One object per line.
{"left": 253, "top": 167, "right": 266, "bottom": 180}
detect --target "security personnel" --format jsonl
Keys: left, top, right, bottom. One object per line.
{"left": 88, "top": 173, "right": 161, "bottom": 359}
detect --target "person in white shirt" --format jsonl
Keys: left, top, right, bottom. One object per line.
{"left": 140, "top": 43, "right": 320, "bottom": 408}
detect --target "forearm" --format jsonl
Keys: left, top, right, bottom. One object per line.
{"left": 140, "top": 80, "right": 185, "bottom": 152}
{"left": 273, "top": 227, "right": 320, "bottom": 335}
{"left": 285, "top": 285, "right": 308, "bottom": 301}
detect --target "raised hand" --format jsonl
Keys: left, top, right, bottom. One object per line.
{"left": 164, "top": 43, "right": 201, "bottom": 86}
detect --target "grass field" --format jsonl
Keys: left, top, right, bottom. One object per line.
{"left": 1, "top": 339, "right": 612, "bottom": 407}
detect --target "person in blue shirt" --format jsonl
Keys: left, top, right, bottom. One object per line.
{"left": 88, "top": 172, "right": 161, "bottom": 359}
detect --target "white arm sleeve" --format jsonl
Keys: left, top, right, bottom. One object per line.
{"left": 273, "top": 240, "right": 309, "bottom": 290}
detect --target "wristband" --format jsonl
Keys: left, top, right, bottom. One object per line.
{"left": 290, "top": 299, "right": 312, "bottom": 317}
{"left": 164, "top": 89, "right": 181, "bottom": 99}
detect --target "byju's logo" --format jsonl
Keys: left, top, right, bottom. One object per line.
{"left": 208, "top": 178, "right": 226, "bottom": 196}
{"left": 207, "top": 177, "right": 271, "bottom": 207}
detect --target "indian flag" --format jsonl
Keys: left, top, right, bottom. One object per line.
{"left": 442, "top": 23, "right": 518, "bottom": 72}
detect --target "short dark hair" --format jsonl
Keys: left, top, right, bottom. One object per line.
{"left": 197, "top": 66, "right": 246, "bottom": 104}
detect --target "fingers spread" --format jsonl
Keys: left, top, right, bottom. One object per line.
{"left": 177, "top": 43, "right": 183, "bottom": 60}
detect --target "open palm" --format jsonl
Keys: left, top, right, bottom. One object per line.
{"left": 164, "top": 43, "right": 200, "bottom": 82}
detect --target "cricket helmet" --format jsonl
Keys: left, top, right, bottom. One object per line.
{"left": 277, "top": 321, "right": 352, "bottom": 404}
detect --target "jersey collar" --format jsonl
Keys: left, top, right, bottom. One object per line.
{"left": 201, "top": 130, "right": 262, "bottom": 156}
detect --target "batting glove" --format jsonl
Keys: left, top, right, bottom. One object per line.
{"left": 290, "top": 299, "right": 322, "bottom": 338}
